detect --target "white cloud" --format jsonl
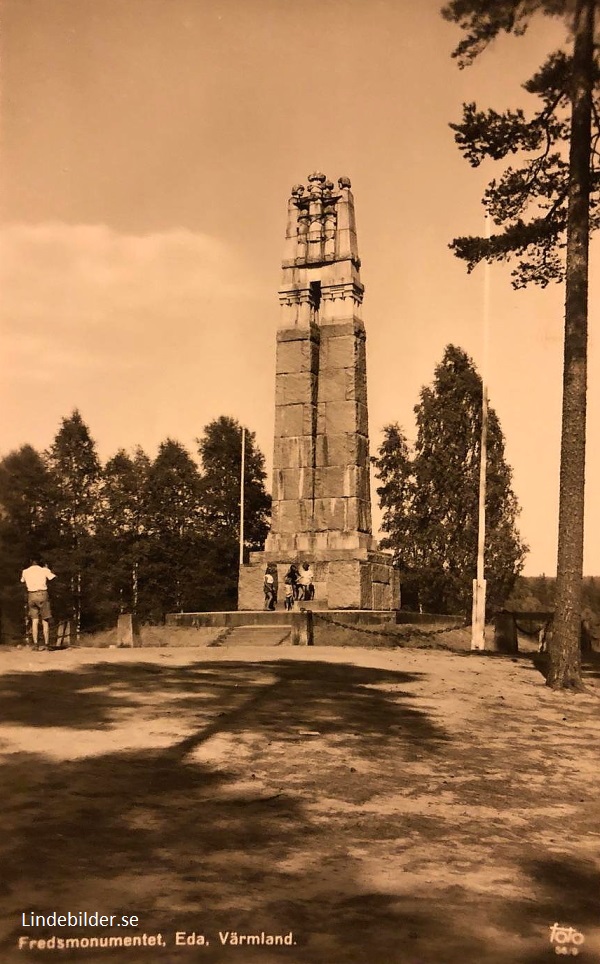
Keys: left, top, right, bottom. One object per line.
{"left": 0, "top": 222, "right": 261, "bottom": 354}
{"left": 0, "top": 223, "right": 268, "bottom": 381}
{"left": 0, "top": 221, "right": 274, "bottom": 465}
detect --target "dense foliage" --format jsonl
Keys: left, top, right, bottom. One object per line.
{"left": 374, "top": 345, "right": 527, "bottom": 616}
{"left": 0, "top": 411, "right": 271, "bottom": 642}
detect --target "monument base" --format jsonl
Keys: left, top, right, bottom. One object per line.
{"left": 238, "top": 550, "right": 400, "bottom": 611}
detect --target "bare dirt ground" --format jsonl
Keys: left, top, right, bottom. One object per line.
{"left": 1, "top": 638, "right": 599, "bottom": 964}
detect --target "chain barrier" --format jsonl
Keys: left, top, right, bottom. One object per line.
{"left": 309, "top": 609, "right": 467, "bottom": 644}
{"left": 515, "top": 617, "right": 552, "bottom": 638}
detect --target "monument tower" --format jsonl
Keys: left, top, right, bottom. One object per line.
{"left": 238, "top": 173, "right": 398, "bottom": 610}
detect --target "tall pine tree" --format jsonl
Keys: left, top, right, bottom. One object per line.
{"left": 197, "top": 417, "right": 271, "bottom": 609}
{"left": 375, "top": 346, "right": 527, "bottom": 616}
{"left": 442, "top": 0, "right": 596, "bottom": 686}
{"left": 197, "top": 416, "right": 271, "bottom": 548}
{"left": 46, "top": 410, "right": 101, "bottom": 633}
{"left": 144, "top": 439, "right": 204, "bottom": 616}
{"left": 97, "top": 447, "right": 151, "bottom": 619}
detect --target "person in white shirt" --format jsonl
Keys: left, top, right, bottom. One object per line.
{"left": 20, "top": 559, "right": 57, "bottom": 650}
{"left": 297, "top": 562, "right": 314, "bottom": 601}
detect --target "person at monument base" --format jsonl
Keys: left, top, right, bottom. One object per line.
{"left": 297, "top": 563, "right": 314, "bottom": 601}
{"left": 283, "top": 565, "right": 299, "bottom": 610}
{"left": 263, "top": 565, "right": 277, "bottom": 611}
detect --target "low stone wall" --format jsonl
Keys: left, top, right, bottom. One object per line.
{"left": 67, "top": 625, "right": 226, "bottom": 649}
{"left": 166, "top": 610, "right": 398, "bottom": 630}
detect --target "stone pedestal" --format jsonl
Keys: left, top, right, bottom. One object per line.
{"left": 239, "top": 550, "right": 400, "bottom": 612}
{"left": 117, "top": 613, "right": 141, "bottom": 647}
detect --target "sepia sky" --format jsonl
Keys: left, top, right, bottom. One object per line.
{"left": 1, "top": 0, "right": 599, "bottom": 576}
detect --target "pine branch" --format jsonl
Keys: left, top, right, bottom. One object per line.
{"left": 450, "top": 214, "right": 565, "bottom": 285}
{"left": 442, "top": 0, "right": 537, "bottom": 67}
{"left": 451, "top": 103, "right": 544, "bottom": 166}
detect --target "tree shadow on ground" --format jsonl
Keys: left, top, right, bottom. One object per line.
{"left": 0, "top": 656, "right": 593, "bottom": 963}
{"left": 0, "top": 659, "right": 446, "bottom": 757}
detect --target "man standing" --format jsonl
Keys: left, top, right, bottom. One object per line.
{"left": 20, "top": 558, "right": 56, "bottom": 650}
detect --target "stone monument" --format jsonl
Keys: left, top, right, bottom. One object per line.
{"left": 238, "top": 172, "right": 399, "bottom": 610}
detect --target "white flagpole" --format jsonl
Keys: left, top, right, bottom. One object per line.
{"left": 239, "top": 427, "right": 246, "bottom": 567}
{"left": 472, "top": 214, "right": 490, "bottom": 650}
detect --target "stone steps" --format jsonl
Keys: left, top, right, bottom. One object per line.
{"left": 217, "top": 626, "right": 292, "bottom": 647}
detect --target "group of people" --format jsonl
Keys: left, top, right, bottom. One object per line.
{"left": 264, "top": 562, "right": 314, "bottom": 611}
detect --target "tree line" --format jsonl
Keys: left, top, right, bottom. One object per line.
{"left": 2, "top": 346, "right": 528, "bottom": 640}
{"left": 0, "top": 412, "right": 271, "bottom": 642}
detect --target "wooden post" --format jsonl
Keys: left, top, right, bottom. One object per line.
{"left": 492, "top": 611, "right": 518, "bottom": 654}
{"left": 305, "top": 608, "right": 314, "bottom": 646}
{"left": 472, "top": 214, "right": 490, "bottom": 652}
{"left": 239, "top": 427, "right": 246, "bottom": 568}
{"left": 291, "top": 610, "right": 313, "bottom": 646}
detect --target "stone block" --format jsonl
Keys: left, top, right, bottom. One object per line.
{"left": 347, "top": 367, "right": 368, "bottom": 404}
{"left": 276, "top": 372, "right": 317, "bottom": 406}
{"left": 324, "top": 532, "right": 374, "bottom": 553}
{"left": 317, "top": 400, "right": 358, "bottom": 436}
{"left": 360, "top": 500, "right": 372, "bottom": 531}
{"left": 327, "top": 561, "right": 363, "bottom": 609}
{"left": 313, "top": 497, "right": 346, "bottom": 532}
{"left": 314, "top": 466, "right": 369, "bottom": 504}
{"left": 360, "top": 562, "right": 374, "bottom": 607}
{"left": 314, "top": 466, "right": 347, "bottom": 500}
{"left": 317, "top": 367, "right": 354, "bottom": 403}
{"left": 238, "top": 564, "right": 267, "bottom": 611}
{"left": 392, "top": 569, "right": 401, "bottom": 609}
{"left": 312, "top": 582, "right": 327, "bottom": 604}
{"left": 317, "top": 367, "right": 367, "bottom": 406}
{"left": 318, "top": 319, "right": 365, "bottom": 339}
{"left": 318, "top": 259, "right": 361, "bottom": 289}
{"left": 372, "top": 581, "right": 392, "bottom": 611}
{"left": 275, "top": 337, "right": 319, "bottom": 375}
{"left": 294, "top": 532, "right": 314, "bottom": 552}
{"left": 276, "top": 322, "right": 320, "bottom": 343}
{"left": 316, "top": 432, "right": 369, "bottom": 468}
{"left": 273, "top": 436, "right": 315, "bottom": 469}
{"left": 265, "top": 532, "right": 290, "bottom": 553}
{"left": 340, "top": 464, "right": 371, "bottom": 501}
{"left": 312, "top": 531, "right": 330, "bottom": 551}
{"left": 273, "top": 467, "right": 314, "bottom": 502}
{"left": 371, "top": 563, "right": 391, "bottom": 585}
{"left": 276, "top": 499, "right": 313, "bottom": 535}
{"left": 275, "top": 403, "right": 315, "bottom": 438}
{"left": 357, "top": 402, "right": 369, "bottom": 436}
{"left": 320, "top": 334, "right": 357, "bottom": 371}
{"left": 343, "top": 497, "right": 371, "bottom": 532}
{"left": 316, "top": 400, "right": 368, "bottom": 437}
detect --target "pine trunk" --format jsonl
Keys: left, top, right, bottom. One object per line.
{"left": 547, "top": 0, "right": 594, "bottom": 689}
